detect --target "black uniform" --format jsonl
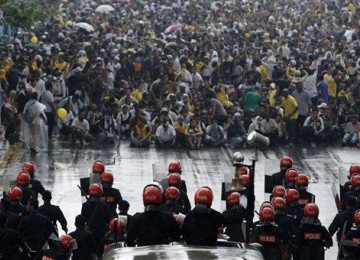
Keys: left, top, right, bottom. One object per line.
{"left": 298, "top": 189, "right": 316, "bottom": 207}
{"left": 0, "top": 226, "right": 27, "bottom": 259}
{"left": 251, "top": 221, "right": 284, "bottom": 260}
{"left": 160, "top": 177, "right": 187, "bottom": 193}
{"left": 159, "top": 200, "right": 188, "bottom": 215}
{"left": 285, "top": 201, "right": 303, "bottom": 227}
{"left": 28, "top": 178, "right": 45, "bottom": 198}
{"left": 18, "top": 211, "right": 56, "bottom": 252}
{"left": 266, "top": 169, "right": 287, "bottom": 193}
{"left": 328, "top": 208, "right": 356, "bottom": 243}
{"left": 19, "top": 186, "right": 35, "bottom": 207}
{"left": 222, "top": 205, "right": 246, "bottom": 242}
{"left": 9, "top": 201, "right": 26, "bottom": 217}
{"left": 42, "top": 239, "right": 71, "bottom": 260}
{"left": 69, "top": 228, "right": 96, "bottom": 260}
{"left": 119, "top": 212, "right": 133, "bottom": 231}
{"left": 294, "top": 219, "right": 333, "bottom": 260}
{"left": 182, "top": 205, "right": 223, "bottom": 246}
{"left": 101, "top": 187, "right": 123, "bottom": 214}
{"left": 38, "top": 202, "right": 67, "bottom": 232}
{"left": 126, "top": 208, "right": 180, "bottom": 246}
{"left": 345, "top": 226, "right": 360, "bottom": 259}
{"left": 81, "top": 198, "right": 114, "bottom": 245}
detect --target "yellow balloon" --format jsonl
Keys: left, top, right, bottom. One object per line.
{"left": 57, "top": 108, "right": 67, "bottom": 119}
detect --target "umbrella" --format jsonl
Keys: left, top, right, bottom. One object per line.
{"left": 164, "top": 24, "right": 181, "bottom": 34}
{"left": 75, "top": 22, "right": 95, "bottom": 32}
{"left": 95, "top": 4, "right": 115, "bottom": 13}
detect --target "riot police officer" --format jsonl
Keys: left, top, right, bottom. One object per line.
{"left": 294, "top": 203, "right": 332, "bottom": 260}
{"left": 182, "top": 186, "right": 223, "bottom": 246}
{"left": 126, "top": 183, "right": 180, "bottom": 246}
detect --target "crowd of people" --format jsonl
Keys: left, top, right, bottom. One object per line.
{"left": 0, "top": 0, "right": 360, "bottom": 151}
{"left": 1, "top": 159, "right": 360, "bottom": 259}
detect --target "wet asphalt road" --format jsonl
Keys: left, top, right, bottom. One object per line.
{"left": 0, "top": 138, "right": 359, "bottom": 259}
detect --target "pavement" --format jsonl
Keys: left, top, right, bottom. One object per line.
{"left": 1, "top": 137, "right": 359, "bottom": 259}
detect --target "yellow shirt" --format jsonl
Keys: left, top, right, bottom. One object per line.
{"left": 281, "top": 95, "right": 298, "bottom": 120}
{"left": 215, "top": 87, "right": 233, "bottom": 108}
{"left": 135, "top": 124, "right": 149, "bottom": 139}
{"left": 131, "top": 89, "right": 143, "bottom": 102}
{"left": 259, "top": 65, "right": 268, "bottom": 84}
{"left": 174, "top": 121, "right": 189, "bottom": 134}
{"left": 323, "top": 74, "right": 337, "bottom": 97}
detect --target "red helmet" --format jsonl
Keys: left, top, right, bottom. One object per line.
{"left": 227, "top": 192, "right": 241, "bottom": 206}
{"left": 108, "top": 218, "right": 126, "bottom": 234}
{"left": 89, "top": 183, "right": 103, "bottom": 197}
{"left": 303, "top": 203, "right": 319, "bottom": 218}
{"left": 92, "top": 161, "right": 105, "bottom": 174}
{"left": 354, "top": 210, "right": 360, "bottom": 224}
{"left": 271, "top": 197, "right": 286, "bottom": 210}
{"left": 260, "top": 201, "right": 274, "bottom": 211}
{"left": 8, "top": 186, "right": 23, "bottom": 201}
{"left": 241, "top": 175, "right": 250, "bottom": 188}
{"left": 285, "top": 189, "right": 300, "bottom": 203}
{"left": 59, "top": 235, "right": 74, "bottom": 250}
{"left": 280, "top": 156, "right": 293, "bottom": 168}
{"left": 349, "top": 164, "right": 360, "bottom": 176}
{"left": 295, "top": 174, "right": 309, "bottom": 187}
{"left": 259, "top": 207, "right": 275, "bottom": 221}
{"left": 168, "top": 173, "right": 181, "bottom": 187}
{"left": 165, "top": 187, "right": 180, "bottom": 200}
{"left": 285, "top": 169, "right": 298, "bottom": 184}
{"left": 272, "top": 185, "right": 286, "bottom": 198}
{"left": 351, "top": 175, "right": 360, "bottom": 188}
{"left": 100, "top": 172, "right": 114, "bottom": 185}
{"left": 194, "top": 186, "right": 213, "bottom": 207}
{"left": 236, "top": 166, "right": 248, "bottom": 176}
{"left": 143, "top": 185, "right": 162, "bottom": 205}
{"left": 16, "top": 171, "right": 30, "bottom": 186}
{"left": 168, "top": 162, "right": 181, "bottom": 173}
{"left": 21, "top": 162, "right": 36, "bottom": 177}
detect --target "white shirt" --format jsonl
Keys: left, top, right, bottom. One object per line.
{"left": 36, "top": 79, "right": 46, "bottom": 100}
{"left": 71, "top": 117, "right": 90, "bottom": 134}
{"left": 155, "top": 124, "right": 176, "bottom": 142}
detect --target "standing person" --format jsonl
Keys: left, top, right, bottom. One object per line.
{"left": 295, "top": 174, "right": 316, "bottom": 206}
{"left": 182, "top": 187, "right": 223, "bottom": 246}
{"left": 100, "top": 172, "right": 123, "bottom": 215}
{"left": 38, "top": 190, "right": 68, "bottom": 234}
{"left": 328, "top": 196, "right": 357, "bottom": 257}
{"left": 126, "top": 184, "right": 180, "bottom": 246}
{"left": 7, "top": 186, "right": 26, "bottom": 216}
{"left": 265, "top": 156, "right": 293, "bottom": 193}
{"left": 21, "top": 161, "right": 45, "bottom": 198}
{"left": 302, "top": 109, "right": 325, "bottom": 147}
{"left": 81, "top": 184, "right": 114, "bottom": 246}
{"left": 0, "top": 198, "right": 20, "bottom": 230}
{"left": 0, "top": 213, "right": 33, "bottom": 259}
{"left": 69, "top": 215, "right": 96, "bottom": 260}
{"left": 21, "top": 91, "right": 48, "bottom": 153}
{"left": 292, "top": 82, "right": 312, "bottom": 141}
{"left": 345, "top": 210, "right": 360, "bottom": 258}
{"left": 280, "top": 88, "right": 298, "bottom": 146}
{"left": 159, "top": 162, "right": 187, "bottom": 193}
{"left": 166, "top": 173, "right": 191, "bottom": 213}
{"left": 294, "top": 204, "right": 333, "bottom": 260}
{"left": 285, "top": 189, "right": 303, "bottom": 227}
{"left": 160, "top": 187, "right": 188, "bottom": 215}
{"left": 251, "top": 206, "right": 284, "bottom": 260}
{"left": 222, "top": 192, "right": 246, "bottom": 242}
{"left": 118, "top": 200, "right": 133, "bottom": 228}
{"left": 18, "top": 198, "right": 57, "bottom": 254}
{"left": 317, "top": 74, "right": 329, "bottom": 105}
{"left": 40, "top": 81, "right": 56, "bottom": 143}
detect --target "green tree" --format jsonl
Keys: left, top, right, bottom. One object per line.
{"left": 2, "top": 0, "right": 60, "bottom": 29}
